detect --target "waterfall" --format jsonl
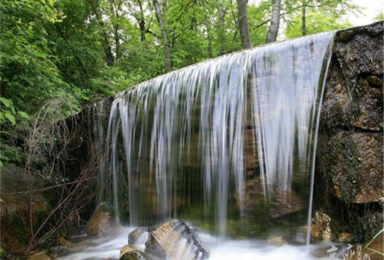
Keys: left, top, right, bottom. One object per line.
{"left": 89, "top": 32, "right": 334, "bottom": 242}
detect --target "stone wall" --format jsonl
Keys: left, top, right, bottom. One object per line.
{"left": 313, "top": 21, "right": 383, "bottom": 242}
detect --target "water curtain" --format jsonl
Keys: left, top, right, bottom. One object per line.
{"left": 89, "top": 32, "right": 334, "bottom": 242}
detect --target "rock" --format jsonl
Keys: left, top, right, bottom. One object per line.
{"left": 120, "top": 251, "right": 148, "bottom": 260}
{"left": 267, "top": 236, "right": 287, "bottom": 246}
{"left": 338, "top": 233, "right": 351, "bottom": 243}
{"left": 129, "top": 227, "right": 150, "bottom": 245}
{"left": 120, "top": 245, "right": 142, "bottom": 258}
{"left": 310, "top": 211, "right": 331, "bottom": 243}
{"left": 145, "top": 220, "right": 209, "bottom": 260}
{"left": 29, "top": 252, "right": 51, "bottom": 260}
{"left": 58, "top": 236, "right": 71, "bottom": 246}
{"left": 85, "top": 202, "right": 119, "bottom": 237}
{"left": 319, "top": 132, "right": 383, "bottom": 204}
{"left": 236, "top": 178, "right": 304, "bottom": 218}
{"left": 0, "top": 167, "right": 50, "bottom": 253}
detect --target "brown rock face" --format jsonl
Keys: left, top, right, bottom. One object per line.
{"left": 237, "top": 178, "right": 304, "bottom": 218}
{"left": 314, "top": 21, "right": 384, "bottom": 243}
{"left": 85, "top": 203, "right": 119, "bottom": 237}
{"left": 310, "top": 211, "right": 331, "bottom": 243}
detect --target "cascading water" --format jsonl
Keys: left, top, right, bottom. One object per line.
{"left": 89, "top": 32, "right": 334, "bottom": 244}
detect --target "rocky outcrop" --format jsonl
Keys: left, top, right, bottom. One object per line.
{"left": 129, "top": 227, "right": 151, "bottom": 245}
{"left": 85, "top": 202, "right": 119, "bottom": 237}
{"left": 314, "top": 21, "right": 383, "bottom": 242}
{"left": 310, "top": 211, "right": 331, "bottom": 242}
{"left": 145, "top": 220, "right": 209, "bottom": 260}
{"left": 119, "top": 245, "right": 150, "bottom": 260}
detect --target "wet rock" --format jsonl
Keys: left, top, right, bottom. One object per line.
{"left": 237, "top": 178, "right": 304, "bottom": 218}
{"left": 366, "top": 75, "right": 383, "bottom": 88}
{"left": 28, "top": 252, "right": 51, "bottom": 260}
{"left": 360, "top": 212, "right": 384, "bottom": 242}
{"left": 128, "top": 227, "right": 150, "bottom": 245}
{"left": 120, "top": 245, "right": 142, "bottom": 258}
{"left": 321, "top": 132, "right": 383, "bottom": 204}
{"left": 310, "top": 211, "right": 331, "bottom": 243}
{"left": 338, "top": 233, "right": 351, "bottom": 243}
{"left": 267, "top": 236, "right": 287, "bottom": 246}
{"left": 145, "top": 220, "right": 209, "bottom": 260}
{"left": 85, "top": 202, "right": 119, "bottom": 237}
{"left": 120, "top": 251, "right": 148, "bottom": 260}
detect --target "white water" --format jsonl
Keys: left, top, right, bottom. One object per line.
{"left": 57, "top": 226, "right": 330, "bottom": 260}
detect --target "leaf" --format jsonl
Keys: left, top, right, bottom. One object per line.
{"left": 18, "top": 111, "right": 30, "bottom": 119}
{"left": 0, "top": 97, "right": 12, "bottom": 108}
{"left": 4, "top": 112, "right": 16, "bottom": 125}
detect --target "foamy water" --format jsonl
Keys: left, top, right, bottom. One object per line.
{"left": 57, "top": 227, "right": 330, "bottom": 260}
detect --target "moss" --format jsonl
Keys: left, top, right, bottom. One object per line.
{"left": 11, "top": 213, "right": 29, "bottom": 245}
{"left": 0, "top": 246, "right": 7, "bottom": 259}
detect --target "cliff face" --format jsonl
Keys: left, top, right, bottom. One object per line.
{"left": 313, "top": 21, "right": 383, "bottom": 242}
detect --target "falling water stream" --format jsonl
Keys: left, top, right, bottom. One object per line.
{"left": 77, "top": 32, "right": 335, "bottom": 259}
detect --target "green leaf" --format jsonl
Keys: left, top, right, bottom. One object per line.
{"left": 18, "top": 111, "right": 29, "bottom": 119}
{"left": 4, "top": 112, "right": 16, "bottom": 125}
{"left": 0, "top": 97, "right": 12, "bottom": 108}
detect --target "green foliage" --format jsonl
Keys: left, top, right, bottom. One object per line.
{"left": 0, "top": 243, "right": 7, "bottom": 259}
{"left": 285, "top": 12, "right": 352, "bottom": 38}
{"left": 374, "top": 12, "right": 384, "bottom": 21}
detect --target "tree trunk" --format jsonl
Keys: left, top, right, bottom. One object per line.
{"left": 138, "top": 0, "right": 146, "bottom": 41}
{"left": 153, "top": 0, "right": 172, "bottom": 72}
{"left": 302, "top": 3, "right": 306, "bottom": 36}
{"left": 236, "top": 0, "right": 252, "bottom": 49}
{"left": 88, "top": 0, "right": 114, "bottom": 66}
{"left": 217, "top": 0, "right": 225, "bottom": 55}
{"left": 265, "top": 0, "right": 281, "bottom": 43}
{"left": 109, "top": 0, "right": 120, "bottom": 60}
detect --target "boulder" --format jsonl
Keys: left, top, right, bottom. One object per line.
{"left": 120, "top": 251, "right": 148, "bottom": 260}
{"left": 85, "top": 202, "right": 119, "bottom": 237}
{"left": 120, "top": 245, "right": 142, "bottom": 258}
{"left": 129, "top": 227, "right": 150, "bottom": 245}
{"left": 29, "top": 252, "right": 51, "bottom": 260}
{"left": 267, "top": 236, "right": 287, "bottom": 246}
{"left": 145, "top": 220, "right": 209, "bottom": 260}
{"left": 310, "top": 211, "right": 331, "bottom": 243}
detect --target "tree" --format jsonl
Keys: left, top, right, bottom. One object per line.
{"left": 266, "top": 0, "right": 281, "bottom": 43}
{"left": 236, "top": 0, "right": 252, "bottom": 49}
{"left": 285, "top": 11, "right": 352, "bottom": 38}
{"left": 153, "top": 0, "right": 172, "bottom": 72}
